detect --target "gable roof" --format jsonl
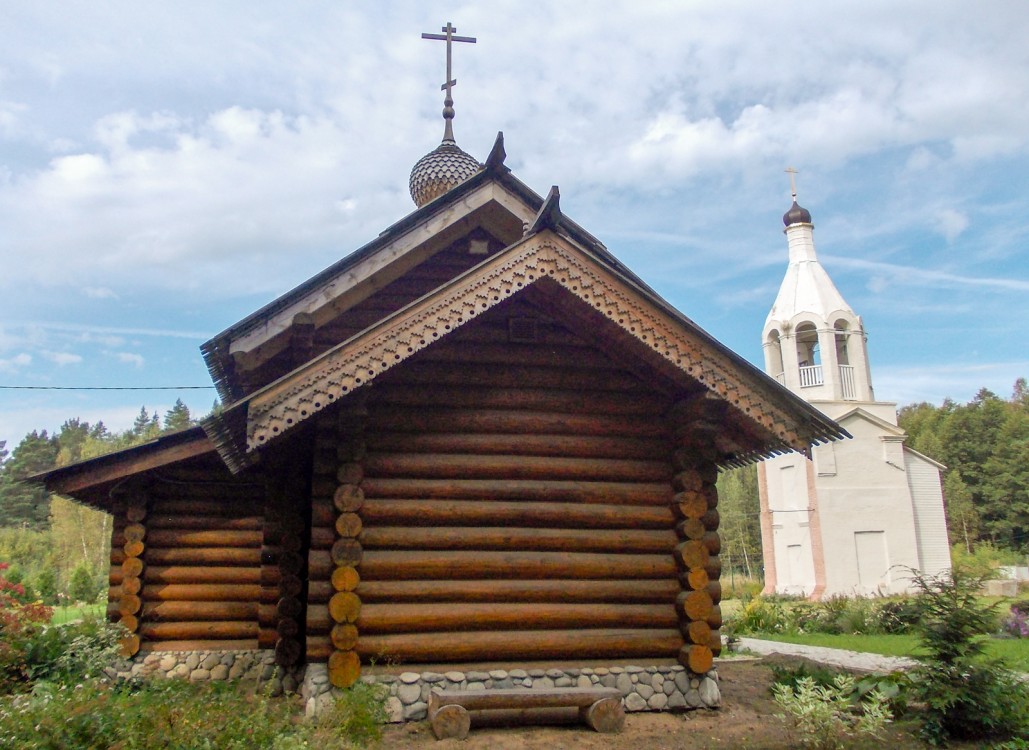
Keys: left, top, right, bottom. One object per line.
{"left": 833, "top": 406, "right": 907, "bottom": 436}
{"left": 203, "top": 208, "right": 848, "bottom": 473}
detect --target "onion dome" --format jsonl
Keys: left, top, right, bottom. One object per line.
{"left": 783, "top": 200, "right": 812, "bottom": 226}
{"left": 409, "top": 138, "right": 482, "bottom": 207}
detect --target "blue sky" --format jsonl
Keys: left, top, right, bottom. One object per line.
{"left": 2, "top": 1, "right": 1028, "bottom": 450}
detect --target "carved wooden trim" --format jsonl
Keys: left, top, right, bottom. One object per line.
{"left": 245, "top": 233, "right": 827, "bottom": 453}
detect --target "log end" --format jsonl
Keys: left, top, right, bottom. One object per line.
{"left": 580, "top": 697, "right": 625, "bottom": 733}
{"left": 328, "top": 649, "right": 361, "bottom": 688}
{"left": 430, "top": 703, "right": 470, "bottom": 740}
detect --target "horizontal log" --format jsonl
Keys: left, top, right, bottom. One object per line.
{"left": 377, "top": 363, "right": 645, "bottom": 393}
{"left": 142, "top": 601, "right": 258, "bottom": 622}
{"left": 357, "top": 628, "right": 683, "bottom": 663}
{"left": 150, "top": 499, "right": 262, "bottom": 515}
{"left": 145, "top": 566, "right": 262, "bottom": 585}
{"left": 142, "top": 584, "right": 264, "bottom": 602}
{"left": 310, "top": 527, "right": 336, "bottom": 549}
{"left": 258, "top": 628, "right": 278, "bottom": 649}
{"left": 146, "top": 529, "right": 263, "bottom": 548}
{"left": 367, "top": 407, "right": 668, "bottom": 439}
{"left": 367, "top": 432, "right": 667, "bottom": 461}
{"left": 362, "top": 479, "right": 673, "bottom": 506}
{"left": 311, "top": 499, "right": 337, "bottom": 527}
{"left": 351, "top": 602, "right": 677, "bottom": 634}
{"left": 138, "top": 639, "right": 257, "bottom": 652}
{"left": 355, "top": 578, "right": 680, "bottom": 604}
{"left": 141, "top": 621, "right": 258, "bottom": 641}
{"left": 309, "top": 551, "right": 333, "bottom": 580}
{"left": 368, "top": 385, "right": 669, "bottom": 417}
{"left": 359, "top": 526, "right": 677, "bottom": 555}
{"left": 365, "top": 453, "right": 670, "bottom": 483}
{"left": 360, "top": 550, "right": 677, "bottom": 581}
{"left": 147, "top": 515, "right": 263, "bottom": 531}
{"left": 259, "top": 603, "right": 278, "bottom": 627}
{"left": 309, "top": 580, "right": 333, "bottom": 603}
{"left": 361, "top": 499, "right": 675, "bottom": 530}
{"left": 145, "top": 547, "right": 261, "bottom": 566}
{"left": 415, "top": 341, "right": 619, "bottom": 370}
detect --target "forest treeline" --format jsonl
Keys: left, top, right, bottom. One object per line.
{"left": 0, "top": 400, "right": 200, "bottom": 603}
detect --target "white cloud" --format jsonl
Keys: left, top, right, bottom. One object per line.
{"left": 42, "top": 351, "right": 83, "bottom": 366}
{"left": 0, "top": 353, "right": 32, "bottom": 372}
{"left": 116, "top": 352, "right": 145, "bottom": 368}
{"left": 935, "top": 209, "right": 969, "bottom": 242}
{"left": 83, "top": 286, "right": 118, "bottom": 299}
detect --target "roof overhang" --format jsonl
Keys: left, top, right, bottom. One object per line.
{"left": 31, "top": 426, "right": 216, "bottom": 508}
{"left": 206, "top": 228, "right": 847, "bottom": 473}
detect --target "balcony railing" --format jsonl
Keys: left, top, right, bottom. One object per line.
{"left": 798, "top": 364, "right": 824, "bottom": 388}
{"left": 839, "top": 364, "right": 857, "bottom": 400}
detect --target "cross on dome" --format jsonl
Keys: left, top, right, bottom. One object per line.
{"left": 421, "top": 22, "right": 477, "bottom": 143}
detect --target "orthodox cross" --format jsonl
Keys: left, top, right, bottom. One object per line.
{"left": 785, "top": 166, "right": 799, "bottom": 200}
{"left": 421, "top": 22, "right": 476, "bottom": 141}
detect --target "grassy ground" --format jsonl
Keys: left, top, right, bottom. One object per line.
{"left": 751, "top": 631, "right": 1029, "bottom": 671}
{"left": 51, "top": 602, "right": 105, "bottom": 625}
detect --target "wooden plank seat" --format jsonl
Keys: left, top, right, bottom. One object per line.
{"left": 427, "top": 686, "right": 625, "bottom": 740}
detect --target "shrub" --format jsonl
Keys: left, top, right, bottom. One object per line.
{"left": 908, "top": 568, "right": 1029, "bottom": 745}
{"left": 68, "top": 564, "right": 98, "bottom": 604}
{"left": 311, "top": 681, "right": 389, "bottom": 747}
{"left": 1002, "top": 602, "right": 1029, "bottom": 638}
{"left": 731, "top": 596, "right": 793, "bottom": 634}
{"left": 773, "top": 673, "right": 892, "bottom": 750}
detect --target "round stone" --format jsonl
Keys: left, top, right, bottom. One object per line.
{"left": 397, "top": 683, "right": 422, "bottom": 704}
{"left": 615, "top": 673, "right": 633, "bottom": 695}
{"left": 625, "top": 693, "right": 647, "bottom": 712}
{"left": 400, "top": 672, "right": 421, "bottom": 684}
{"left": 636, "top": 684, "right": 655, "bottom": 700}
{"left": 648, "top": 693, "right": 668, "bottom": 710}
{"left": 210, "top": 665, "right": 229, "bottom": 680}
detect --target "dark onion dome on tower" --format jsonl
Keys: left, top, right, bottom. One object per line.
{"left": 783, "top": 200, "right": 813, "bottom": 226}
{"left": 409, "top": 138, "right": 482, "bottom": 207}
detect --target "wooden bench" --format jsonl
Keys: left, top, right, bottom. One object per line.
{"left": 427, "top": 686, "right": 625, "bottom": 740}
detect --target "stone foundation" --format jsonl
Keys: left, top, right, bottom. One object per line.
{"left": 302, "top": 664, "right": 721, "bottom": 721}
{"left": 106, "top": 649, "right": 304, "bottom": 695}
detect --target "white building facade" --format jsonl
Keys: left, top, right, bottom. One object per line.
{"left": 758, "top": 190, "right": 951, "bottom": 598}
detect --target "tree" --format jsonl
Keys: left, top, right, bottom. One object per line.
{"left": 0, "top": 430, "right": 59, "bottom": 529}
{"left": 163, "top": 398, "right": 193, "bottom": 432}
{"left": 68, "top": 563, "right": 98, "bottom": 603}
{"left": 34, "top": 566, "right": 58, "bottom": 605}
{"left": 943, "top": 472, "right": 979, "bottom": 554}
{"left": 716, "top": 465, "right": 762, "bottom": 582}
{"left": 981, "top": 404, "right": 1029, "bottom": 548}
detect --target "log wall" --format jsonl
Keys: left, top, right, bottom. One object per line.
{"left": 344, "top": 298, "right": 688, "bottom": 668}
{"left": 118, "top": 468, "right": 267, "bottom": 653}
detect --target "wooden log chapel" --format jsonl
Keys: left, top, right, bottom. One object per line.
{"left": 38, "top": 30, "right": 844, "bottom": 705}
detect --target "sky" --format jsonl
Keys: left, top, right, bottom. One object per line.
{"left": 1, "top": 1, "right": 1028, "bottom": 451}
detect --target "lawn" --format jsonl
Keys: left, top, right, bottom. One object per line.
{"left": 51, "top": 602, "right": 105, "bottom": 625}
{"left": 752, "top": 631, "right": 1029, "bottom": 671}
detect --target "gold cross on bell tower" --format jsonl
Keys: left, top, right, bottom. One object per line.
{"left": 422, "top": 22, "right": 476, "bottom": 142}
{"left": 785, "top": 166, "right": 800, "bottom": 201}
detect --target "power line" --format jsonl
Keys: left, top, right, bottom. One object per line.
{"left": 0, "top": 386, "right": 215, "bottom": 393}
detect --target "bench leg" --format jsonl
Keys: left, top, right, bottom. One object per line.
{"left": 430, "top": 704, "right": 471, "bottom": 740}
{"left": 580, "top": 697, "right": 625, "bottom": 733}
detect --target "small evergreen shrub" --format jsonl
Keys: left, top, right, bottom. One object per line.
{"left": 908, "top": 568, "right": 1029, "bottom": 746}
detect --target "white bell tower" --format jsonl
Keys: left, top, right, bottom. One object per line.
{"left": 758, "top": 171, "right": 950, "bottom": 599}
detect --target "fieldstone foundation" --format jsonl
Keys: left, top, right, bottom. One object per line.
{"left": 106, "top": 649, "right": 305, "bottom": 695}
{"left": 302, "top": 664, "right": 721, "bottom": 721}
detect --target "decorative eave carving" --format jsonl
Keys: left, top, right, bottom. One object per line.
{"left": 238, "top": 232, "right": 844, "bottom": 458}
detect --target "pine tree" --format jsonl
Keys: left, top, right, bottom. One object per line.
{"left": 163, "top": 399, "right": 193, "bottom": 432}
{"left": 0, "top": 430, "right": 59, "bottom": 529}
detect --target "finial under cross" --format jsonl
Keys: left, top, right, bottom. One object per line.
{"left": 421, "top": 22, "right": 476, "bottom": 142}
{"left": 785, "top": 166, "right": 799, "bottom": 201}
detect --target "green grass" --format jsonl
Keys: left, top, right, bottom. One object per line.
{"left": 754, "top": 632, "right": 1029, "bottom": 671}
{"left": 51, "top": 602, "right": 104, "bottom": 625}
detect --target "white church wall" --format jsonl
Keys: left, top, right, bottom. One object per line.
{"left": 905, "top": 448, "right": 952, "bottom": 578}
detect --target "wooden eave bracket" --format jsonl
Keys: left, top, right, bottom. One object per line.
{"left": 525, "top": 186, "right": 562, "bottom": 236}
{"left": 484, "top": 131, "right": 508, "bottom": 173}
